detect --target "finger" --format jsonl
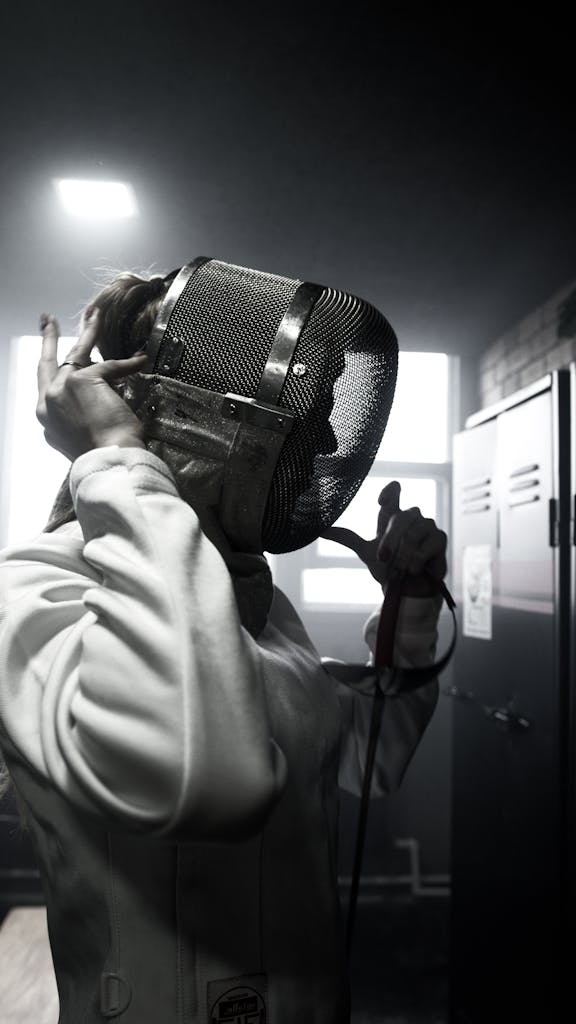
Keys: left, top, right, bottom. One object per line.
{"left": 38, "top": 314, "right": 61, "bottom": 396}
{"left": 62, "top": 306, "right": 100, "bottom": 366}
{"left": 389, "top": 526, "right": 447, "bottom": 578}
{"left": 83, "top": 352, "right": 149, "bottom": 381}
{"left": 80, "top": 303, "right": 98, "bottom": 331}
{"left": 378, "top": 506, "right": 423, "bottom": 558}
{"left": 403, "top": 532, "right": 444, "bottom": 573}
{"left": 382, "top": 513, "right": 434, "bottom": 563}
{"left": 376, "top": 480, "right": 402, "bottom": 538}
{"left": 378, "top": 480, "right": 401, "bottom": 510}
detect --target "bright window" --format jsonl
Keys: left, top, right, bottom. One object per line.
{"left": 302, "top": 568, "right": 383, "bottom": 605}
{"left": 0, "top": 336, "right": 95, "bottom": 546}
{"left": 378, "top": 352, "right": 449, "bottom": 463}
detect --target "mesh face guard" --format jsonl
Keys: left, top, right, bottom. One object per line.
{"left": 126, "top": 257, "right": 398, "bottom": 555}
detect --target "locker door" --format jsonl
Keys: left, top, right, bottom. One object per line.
{"left": 450, "top": 374, "right": 570, "bottom": 1022}
{"left": 490, "top": 385, "right": 564, "bottom": 1011}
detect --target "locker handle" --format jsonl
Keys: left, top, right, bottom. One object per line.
{"left": 549, "top": 498, "right": 559, "bottom": 547}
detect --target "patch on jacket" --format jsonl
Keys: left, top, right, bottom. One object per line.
{"left": 208, "top": 973, "right": 267, "bottom": 1023}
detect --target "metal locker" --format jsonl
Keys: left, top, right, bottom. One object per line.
{"left": 450, "top": 371, "right": 572, "bottom": 1022}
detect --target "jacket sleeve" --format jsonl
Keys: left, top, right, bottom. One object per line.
{"left": 335, "top": 593, "right": 442, "bottom": 796}
{"left": 0, "top": 446, "right": 287, "bottom": 840}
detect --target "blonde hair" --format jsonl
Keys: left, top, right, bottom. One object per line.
{"left": 0, "top": 268, "right": 176, "bottom": 829}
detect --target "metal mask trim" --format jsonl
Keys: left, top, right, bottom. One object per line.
{"left": 146, "top": 257, "right": 211, "bottom": 371}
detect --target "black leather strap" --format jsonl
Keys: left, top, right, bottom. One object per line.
{"left": 323, "top": 521, "right": 458, "bottom": 960}
{"left": 344, "top": 571, "right": 457, "bottom": 959}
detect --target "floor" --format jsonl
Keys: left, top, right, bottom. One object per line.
{"left": 0, "top": 895, "right": 450, "bottom": 1024}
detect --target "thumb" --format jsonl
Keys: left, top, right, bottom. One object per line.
{"left": 378, "top": 480, "right": 401, "bottom": 511}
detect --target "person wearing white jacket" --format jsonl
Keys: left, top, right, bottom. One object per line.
{"left": 0, "top": 298, "right": 447, "bottom": 1023}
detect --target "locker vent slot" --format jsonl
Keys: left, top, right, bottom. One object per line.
{"left": 461, "top": 477, "right": 492, "bottom": 515}
{"left": 509, "top": 477, "right": 539, "bottom": 492}
{"left": 507, "top": 463, "right": 541, "bottom": 508}
{"left": 462, "top": 505, "right": 491, "bottom": 514}
{"left": 509, "top": 463, "right": 539, "bottom": 478}
{"left": 509, "top": 493, "right": 540, "bottom": 508}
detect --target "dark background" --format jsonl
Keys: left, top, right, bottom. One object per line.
{"left": 1, "top": 1, "right": 574, "bottom": 372}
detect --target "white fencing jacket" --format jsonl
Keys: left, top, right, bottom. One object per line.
{"left": 0, "top": 446, "right": 441, "bottom": 1023}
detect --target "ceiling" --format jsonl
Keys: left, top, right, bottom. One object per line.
{"left": 1, "top": 2, "right": 574, "bottom": 358}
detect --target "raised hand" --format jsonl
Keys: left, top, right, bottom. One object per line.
{"left": 324, "top": 481, "right": 447, "bottom": 597}
{"left": 36, "top": 307, "right": 150, "bottom": 461}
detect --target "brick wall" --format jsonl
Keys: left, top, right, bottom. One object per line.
{"left": 479, "top": 277, "right": 576, "bottom": 408}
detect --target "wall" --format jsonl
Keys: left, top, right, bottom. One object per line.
{"left": 479, "top": 278, "right": 576, "bottom": 409}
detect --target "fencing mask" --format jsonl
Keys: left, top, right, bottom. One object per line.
{"left": 48, "top": 257, "right": 398, "bottom": 634}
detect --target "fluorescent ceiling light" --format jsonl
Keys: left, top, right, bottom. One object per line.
{"left": 55, "top": 179, "right": 138, "bottom": 218}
